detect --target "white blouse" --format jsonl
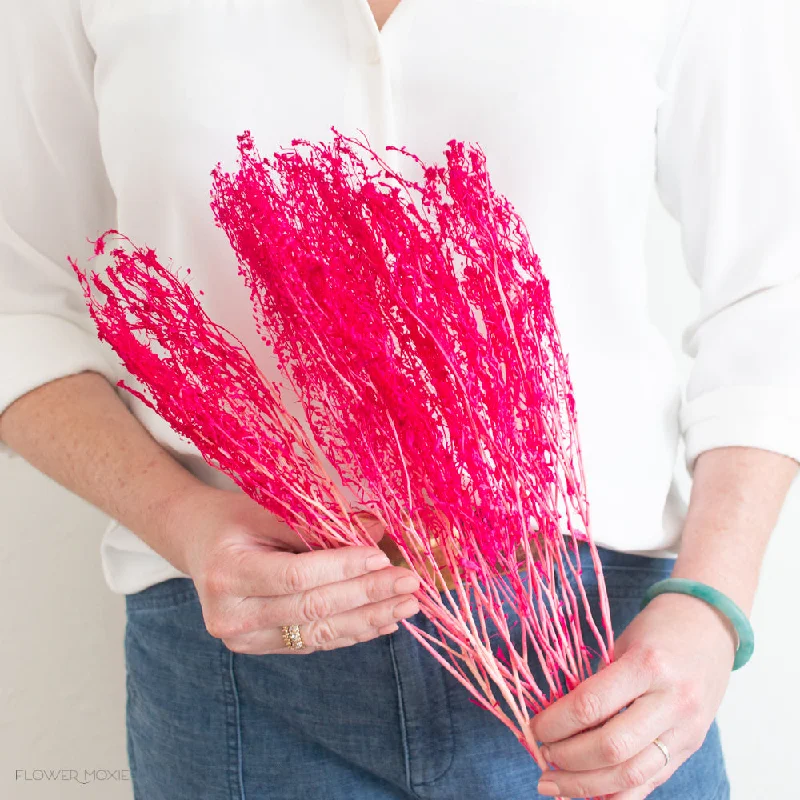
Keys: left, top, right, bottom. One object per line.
{"left": 1, "top": 0, "right": 799, "bottom": 594}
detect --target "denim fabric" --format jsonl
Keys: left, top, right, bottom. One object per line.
{"left": 124, "top": 545, "right": 730, "bottom": 799}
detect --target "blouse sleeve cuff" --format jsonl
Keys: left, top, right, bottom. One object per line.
{"left": 680, "top": 385, "right": 800, "bottom": 476}
{"left": 0, "top": 313, "right": 120, "bottom": 457}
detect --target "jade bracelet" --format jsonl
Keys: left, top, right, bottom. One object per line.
{"left": 640, "top": 578, "right": 754, "bottom": 670}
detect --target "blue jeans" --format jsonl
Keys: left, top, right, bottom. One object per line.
{"left": 124, "top": 545, "right": 730, "bottom": 799}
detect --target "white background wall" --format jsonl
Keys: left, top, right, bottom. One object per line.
{"left": 2, "top": 10, "right": 799, "bottom": 798}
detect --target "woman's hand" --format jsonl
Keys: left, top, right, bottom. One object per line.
{"left": 530, "top": 593, "right": 736, "bottom": 799}
{"left": 165, "top": 485, "right": 421, "bottom": 654}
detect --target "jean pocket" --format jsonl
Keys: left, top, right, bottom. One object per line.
{"left": 124, "top": 576, "right": 199, "bottom": 614}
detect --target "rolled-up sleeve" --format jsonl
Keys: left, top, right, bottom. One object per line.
{"left": 0, "top": 0, "right": 120, "bottom": 451}
{"left": 656, "top": 0, "right": 800, "bottom": 475}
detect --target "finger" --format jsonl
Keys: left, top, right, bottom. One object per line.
{"left": 352, "top": 511, "right": 386, "bottom": 544}
{"left": 230, "top": 545, "right": 397, "bottom": 597}
{"left": 607, "top": 752, "right": 682, "bottom": 800}
{"left": 223, "top": 627, "right": 389, "bottom": 656}
{"left": 300, "top": 594, "right": 419, "bottom": 649}
{"left": 221, "top": 595, "right": 417, "bottom": 654}
{"left": 238, "top": 564, "right": 420, "bottom": 627}
{"left": 532, "top": 650, "right": 654, "bottom": 744}
{"left": 303, "top": 621, "right": 400, "bottom": 653}
{"left": 537, "top": 729, "right": 679, "bottom": 799}
{"left": 543, "top": 692, "right": 674, "bottom": 771}
{"left": 302, "top": 624, "right": 400, "bottom": 653}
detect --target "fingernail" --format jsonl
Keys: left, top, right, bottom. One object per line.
{"left": 540, "top": 745, "right": 552, "bottom": 763}
{"left": 536, "top": 781, "right": 560, "bottom": 797}
{"left": 394, "top": 575, "right": 419, "bottom": 594}
{"left": 366, "top": 554, "right": 391, "bottom": 571}
{"left": 393, "top": 597, "right": 419, "bottom": 619}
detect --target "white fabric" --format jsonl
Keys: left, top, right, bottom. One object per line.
{"left": 1, "top": 0, "right": 798, "bottom": 594}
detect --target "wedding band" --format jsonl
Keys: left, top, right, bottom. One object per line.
{"left": 652, "top": 737, "right": 670, "bottom": 767}
{"left": 281, "top": 624, "right": 305, "bottom": 650}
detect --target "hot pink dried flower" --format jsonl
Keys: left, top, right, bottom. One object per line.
{"left": 71, "top": 130, "right": 614, "bottom": 787}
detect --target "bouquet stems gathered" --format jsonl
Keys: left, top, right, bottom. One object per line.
{"left": 72, "top": 130, "right": 614, "bottom": 783}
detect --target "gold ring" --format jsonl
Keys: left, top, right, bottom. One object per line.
{"left": 652, "top": 737, "right": 670, "bottom": 767}
{"left": 281, "top": 624, "right": 305, "bottom": 651}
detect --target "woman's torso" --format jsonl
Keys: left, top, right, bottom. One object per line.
{"left": 81, "top": 0, "right": 688, "bottom": 592}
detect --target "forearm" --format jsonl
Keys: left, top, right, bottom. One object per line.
{"left": 672, "top": 446, "right": 799, "bottom": 614}
{"left": 0, "top": 371, "right": 206, "bottom": 572}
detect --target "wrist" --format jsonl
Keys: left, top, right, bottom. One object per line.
{"left": 142, "top": 476, "right": 215, "bottom": 575}
{"left": 670, "top": 557, "right": 757, "bottom": 617}
{"left": 643, "top": 579, "right": 753, "bottom": 668}
{"left": 648, "top": 591, "right": 738, "bottom": 653}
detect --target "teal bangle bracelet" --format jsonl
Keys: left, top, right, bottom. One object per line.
{"left": 640, "top": 578, "right": 754, "bottom": 671}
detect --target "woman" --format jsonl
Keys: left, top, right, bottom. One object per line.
{"left": 1, "top": 1, "right": 798, "bottom": 798}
